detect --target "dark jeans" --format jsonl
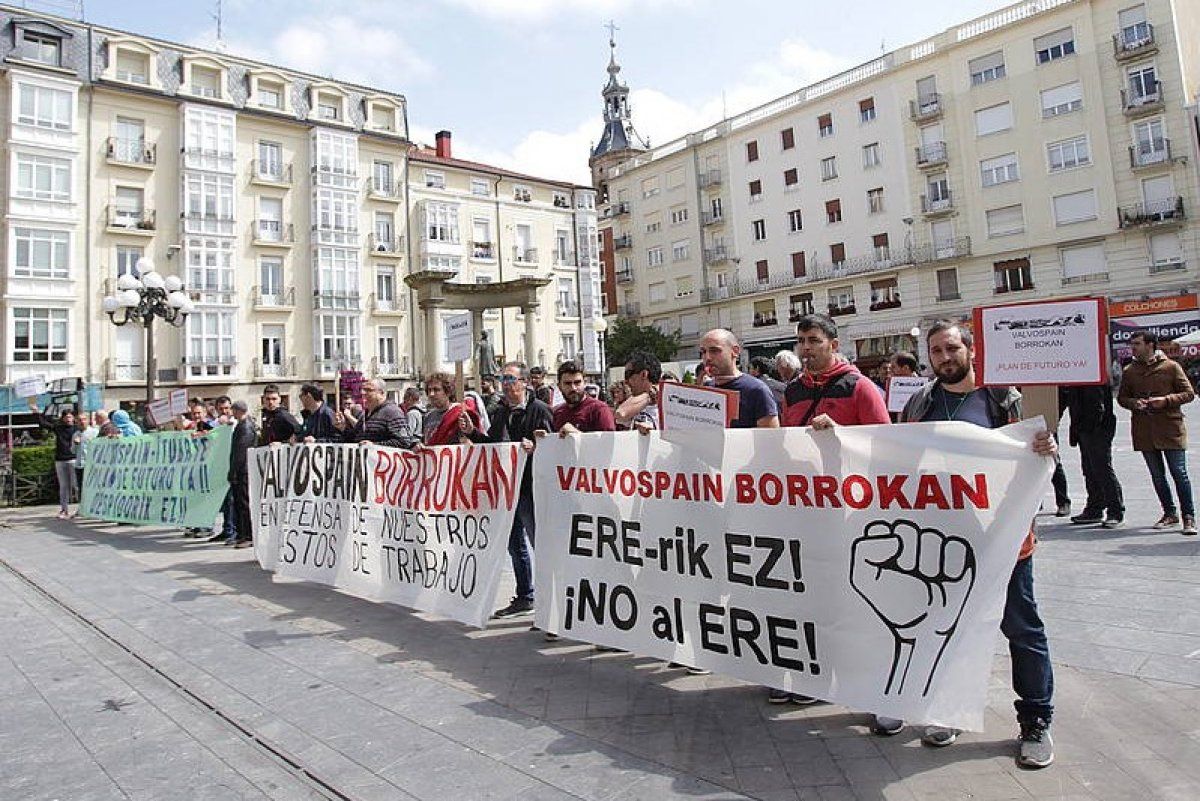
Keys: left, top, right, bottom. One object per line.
{"left": 508, "top": 489, "right": 537, "bottom": 602}
{"left": 1077, "top": 429, "right": 1124, "bottom": 518}
{"left": 1050, "top": 459, "right": 1069, "bottom": 507}
{"left": 219, "top": 489, "right": 238, "bottom": 542}
{"left": 1142, "top": 449, "right": 1194, "bottom": 517}
{"left": 231, "top": 478, "right": 252, "bottom": 543}
{"left": 1002, "top": 556, "right": 1054, "bottom": 725}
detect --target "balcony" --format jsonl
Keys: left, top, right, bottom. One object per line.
{"left": 251, "top": 285, "right": 295, "bottom": 310}
{"left": 827, "top": 304, "right": 857, "bottom": 318}
{"left": 612, "top": 234, "right": 633, "bottom": 250}
{"left": 909, "top": 237, "right": 972, "bottom": 264}
{"left": 618, "top": 302, "right": 641, "bottom": 317}
{"left": 1149, "top": 258, "right": 1186, "bottom": 275}
{"left": 909, "top": 93, "right": 942, "bottom": 122}
{"left": 106, "top": 206, "right": 156, "bottom": 234}
{"left": 187, "top": 281, "right": 237, "bottom": 306}
{"left": 1122, "top": 82, "right": 1164, "bottom": 117}
{"left": 1129, "top": 139, "right": 1177, "bottom": 170}
{"left": 613, "top": 200, "right": 631, "bottom": 216}
{"left": 371, "top": 358, "right": 403, "bottom": 377}
{"left": 105, "top": 137, "right": 155, "bottom": 168}
{"left": 921, "top": 193, "right": 954, "bottom": 216}
{"left": 701, "top": 210, "right": 725, "bottom": 226}
{"left": 366, "top": 178, "right": 402, "bottom": 202}
{"left": 615, "top": 266, "right": 635, "bottom": 284}
{"left": 250, "top": 160, "right": 293, "bottom": 187}
{"left": 698, "top": 169, "right": 722, "bottom": 189}
{"left": 103, "top": 359, "right": 145, "bottom": 383}
{"left": 915, "top": 142, "right": 948, "bottom": 170}
{"left": 471, "top": 241, "right": 495, "bottom": 259}
{"left": 1119, "top": 197, "right": 1185, "bottom": 228}
{"left": 315, "top": 358, "right": 361, "bottom": 377}
{"left": 182, "top": 212, "right": 236, "bottom": 236}
{"left": 252, "top": 220, "right": 294, "bottom": 247}
{"left": 253, "top": 356, "right": 296, "bottom": 379}
{"left": 369, "top": 293, "right": 408, "bottom": 315}
{"left": 512, "top": 246, "right": 539, "bottom": 264}
{"left": 553, "top": 250, "right": 576, "bottom": 267}
{"left": 368, "top": 233, "right": 405, "bottom": 257}
{"left": 556, "top": 301, "right": 580, "bottom": 318}
{"left": 869, "top": 294, "right": 902, "bottom": 312}
{"left": 787, "top": 306, "right": 815, "bottom": 322}
{"left": 1113, "top": 23, "right": 1156, "bottom": 61}
{"left": 312, "top": 290, "right": 362, "bottom": 310}
{"left": 703, "top": 246, "right": 733, "bottom": 266}
{"left": 701, "top": 285, "right": 732, "bottom": 303}
{"left": 752, "top": 312, "right": 780, "bottom": 328}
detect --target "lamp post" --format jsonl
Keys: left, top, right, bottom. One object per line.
{"left": 592, "top": 317, "right": 609, "bottom": 387}
{"left": 101, "top": 258, "right": 194, "bottom": 407}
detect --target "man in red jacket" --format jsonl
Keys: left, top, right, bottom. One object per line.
{"left": 782, "top": 314, "right": 890, "bottom": 429}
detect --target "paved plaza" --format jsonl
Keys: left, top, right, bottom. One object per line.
{"left": 2, "top": 406, "right": 1200, "bottom": 800}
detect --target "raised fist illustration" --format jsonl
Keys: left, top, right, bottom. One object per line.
{"left": 850, "top": 519, "right": 976, "bottom": 696}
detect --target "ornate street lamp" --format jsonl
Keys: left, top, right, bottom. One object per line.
{"left": 592, "top": 316, "right": 609, "bottom": 387}
{"left": 101, "top": 258, "right": 194, "bottom": 406}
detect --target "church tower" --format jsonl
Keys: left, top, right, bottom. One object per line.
{"left": 588, "top": 25, "right": 647, "bottom": 204}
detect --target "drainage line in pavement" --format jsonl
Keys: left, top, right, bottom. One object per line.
{"left": 0, "top": 556, "right": 360, "bottom": 801}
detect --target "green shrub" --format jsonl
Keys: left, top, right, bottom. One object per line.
{"left": 13, "top": 445, "right": 55, "bottom": 478}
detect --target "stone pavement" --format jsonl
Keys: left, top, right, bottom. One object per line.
{"left": 1, "top": 405, "right": 1199, "bottom": 800}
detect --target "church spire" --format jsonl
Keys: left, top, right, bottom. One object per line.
{"left": 590, "top": 22, "right": 647, "bottom": 162}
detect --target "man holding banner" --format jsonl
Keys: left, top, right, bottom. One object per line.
{"left": 699, "top": 329, "right": 778, "bottom": 428}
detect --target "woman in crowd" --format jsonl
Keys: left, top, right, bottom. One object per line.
{"left": 110, "top": 409, "right": 143, "bottom": 437}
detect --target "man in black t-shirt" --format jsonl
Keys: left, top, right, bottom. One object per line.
{"left": 259, "top": 383, "right": 300, "bottom": 445}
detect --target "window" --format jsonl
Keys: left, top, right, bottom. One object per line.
{"left": 936, "top": 268, "right": 960, "bottom": 300}
{"left": 315, "top": 247, "right": 361, "bottom": 302}
{"left": 755, "top": 260, "right": 770, "bottom": 283}
{"left": 791, "top": 252, "right": 807, "bottom": 278}
{"left": 926, "top": 173, "right": 950, "bottom": 203}
{"left": 825, "top": 199, "right": 842, "bottom": 224}
{"left": 471, "top": 218, "right": 492, "bottom": 257}
{"left": 191, "top": 65, "right": 221, "bottom": 99}
{"left": 981, "top": 153, "right": 1020, "bottom": 187}
{"left": 559, "top": 332, "right": 578, "bottom": 361}
{"left": 645, "top": 214, "right": 662, "bottom": 233}
{"left": 818, "top": 113, "right": 833, "bottom": 137}
{"left": 862, "top": 143, "right": 881, "bottom": 168}
{"left": 372, "top": 160, "right": 395, "bottom": 194}
{"left": 789, "top": 293, "right": 814, "bottom": 319}
{"left": 784, "top": 168, "right": 799, "bottom": 188}
{"left": 872, "top": 233, "right": 890, "bottom": 260}
{"left": 1118, "top": 5, "right": 1151, "bottom": 50}
{"left": 752, "top": 219, "right": 767, "bottom": 241}
{"left": 781, "top": 127, "right": 795, "bottom": 150}
{"left": 312, "top": 129, "right": 357, "bottom": 179}
{"left": 647, "top": 246, "right": 664, "bottom": 267}
{"left": 513, "top": 184, "right": 532, "bottom": 202}
{"left": 969, "top": 51, "right": 1006, "bottom": 85}
{"left": 15, "top": 154, "right": 70, "bottom": 202}
{"left": 749, "top": 179, "right": 763, "bottom": 201}
{"left": 373, "top": 211, "right": 395, "bottom": 245}
{"left": 13, "top": 228, "right": 69, "bottom": 279}
{"left": 257, "top": 140, "right": 283, "bottom": 180}
{"left": 1132, "top": 119, "right": 1168, "bottom": 165}
{"left": 649, "top": 282, "right": 667, "bottom": 304}
{"left": 821, "top": 156, "right": 838, "bottom": 181}
{"left": 425, "top": 170, "right": 445, "bottom": 189}
{"left": 186, "top": 237, "right": 235, "bottom": 294}
{"left": 471, "top": 177, "right": 490, "bottom": 196}
{"left": 671, "top": 240, "right": 689, "bottom": 261}
{"left": 376, "top": 266, "right": 396, "bottom": 303}
{"left": 260, "top": 256, "right": 283, "bottom": 300}
{"left": 868, "top": 187, "right": 885, "bottom": 214}
{"left": 665, "top": 167, "right": 684, "bottom": 190}
{"left": 753, "top": 300, "right": 777, "bottom": 327}
{"left": 183, "top": 106, "right": 235, "bottom": 171}
{"left": 1047, "top": 135, "right": 1090, "bottom": 171}
{"left": 17, "top": 84, "right": 72, "bottom": 131}
{"left": 186, "top": 311, "right": 235, "bottom": 373}
{"left": 112, "top": 117, "right": 146, "bottom": 163}
{"left": 116, "top": 245, "right": 143, "bottom": 279}
{"left": 370, "top": 104, "right": 395, "bottom": 131}
{"left": 115, "top": 49, "right": 149, "bottom": 84}
{"left": 1061, "top": 243, "right": 1107, "bottom": 282}
{"left": 21, "top": 31, "right": 60, "bottom": 66}
{"left": 12, "top": 308, "right": 67, "bottom": 363}
{"left": 1040, "top": 82, "right": 1082, "bottom": 117}
{"left": 1127, "top": 65, "right": 1159, "bottom": 102}
{"left": 317, "top": 95, "right": 341, "bottom": 121}
{"left": 859, "top": 97, "right": 876, "bottom": 123}
{"left": 1035, "top": 28, "right": 1075, "bottom": 64}
{"left": 828, "top": 285, "right": 853, "bottom": 311}
{"left": 975, "top": 102, "right": 1013, "bottom": 136}
{"left": 113, "top": 187, "right": 144, "bottom": 227}
{"left": 318, "top": 314, "right": 361, "bottom": 364}
{"left": 670, "top": 207, "right": 689, "bottom": 225}
{"left": 184, "top": 173, "right": 235, "bottom": 233}
{"left": 746, "top": 140, "right": 759, "bottom": 162}
{"left": 641, "top": 177, "right": 660, "bottom": 198}
{"left": 424, "top": 202, "right": 459, "bottom": 242}
{"left": 787, "top": 209, "right": 803, "bottom": 233}
{"left": 830, "top": 244, "right": 846, "bottom": 266}
{"left": 1053, "top": 189, "right": 1098, "bottom": 225}
{"left": 1150, "top": 231, "right": 1183, "bottom": 268}
{"left": 261, "top": 324, "right": 285, "bottom": 369}
{"left": 994, "top": 258, "right": 1033, "bottom": 293}
{"left": 258, "top": 81, "right": 283, "bottom": 110}
{"left": 675, "top": 276, "right": 695, "bottom": 298}
{"left": 986, "top": 204, "right": 1025, "bottom": 236}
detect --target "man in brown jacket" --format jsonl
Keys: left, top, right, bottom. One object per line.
{"left": 1117, "top": 330, "right": 1197, "bottom": 535}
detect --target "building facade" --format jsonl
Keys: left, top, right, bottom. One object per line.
{"left": 597, "top": 0, "right": 1200, "bottom": 372}
{"left": 0, "top": 5, "right": 599, "bottom": 410}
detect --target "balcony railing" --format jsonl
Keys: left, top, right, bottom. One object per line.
{"left": 104, "top": 359, "right": 145, "bottom": 382}
{"left": 909, "top": 93, "right": 942, "bottom": 122}
{"left": 366, "top": 178, "right": 402, "bottom": 200}
{"left": 618, "top": 302, "right": 640, "bottom": 317}
{"left": 371, "top": 358, "right": 402, "bottom": 376}
{"left": 369, "top": 293, "right": 408, "bottom": 314}
{"left": 106, "top": 137, "right": 156, "bottom": 166}
{"left": 315, "top": 357, "right": 361, "bottom": 376}
{"left": 1113, "top": 23, "right": 1155, "bottom": 60}
{"left": 182, "top": 212, "right": 236, "bottom": 235}
{"left": 368, "top": 233, "right": 405, "bottom": 254}
{"left": 869, "top": 294, "right": 902, "bottom": 311}
{"left": 1149, "top": 258, "right": 1185, "bottom": 275}
{"left": 1122, "top": 82, "right": 1163, "bottom": 115}
{"left": 251, "top": 285, "right": 295, "bottom": 309}
{"left": 471, "top": 241, "right": 495, "bottom": 259}
{"left": 752, "top": 312, "right": 780, "bottom": 328}
{"left": 788, "top": 306, "right": 815, "bottom": 322}
{"left": 701, "top": 285, "right": 732, "bottom": 303}
{"left": 312, "top": 290, "right": 362, "bottom": 310}
{"left": 1129, "top": 139, "right": 1175, "bottom": 169}
{"left": 612, "top": 234, "right": 633, "bottom": 250}
{"left": 909, "top": 237, "right": 972, "bottom": 264}
{"left": 828, "top": 303, "right": 857, "bottom": 318}
{"left": 701, "top": 210, "right": 725, "bottom": 226}
{"left": 253, "top": 356, "right": 296, "bottom": 379}
{"left": 252, "top": 220, "right": 294, "bottom": 245}
{"left": 921, "top": 193, "right": 954, "bottom": 215}
{"left": 698, "top": 169, "right": 722, "bottom": 189}
{"left": 556, "top": 302, "right": 580, "bottom": 317}
{"left": 251, "top": 160, "right": 293, "bottom": 185}
{"left": 703, "top": 246, "right": 733, "bottom": 266}
{"left": 553, "top": 250, "right": 576, "bottom": 266}
{"left": 1119, "top": 197, "right": 1185, "bottom": 228}
{"left": 513, "top": 246, "right": 539, "bottom": 264}
{"left": 615, "top": 266, "right": 634, "bottom": 284}
{"left": 915, "top": 141, "right": 948, "bottom": 169}
{"left": 613, "top": 200, "right": 631, "bottom": 216}
{"left": 107, "top": 206, "right": 156, "bottom": 231}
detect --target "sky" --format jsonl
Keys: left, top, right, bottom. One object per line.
{"left": 76, "top": 0, "right": 1013, "bottom": 184}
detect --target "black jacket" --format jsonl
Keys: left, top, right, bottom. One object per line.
{"left": 259, "top": 407, "right": 300, "bottom": 445}
{"left": 1061, "top": 385, "right": 1116, "bottom": 445}
{"left": 299, "top": 403, "right": 339, "bottom": 443}
{"left": 228, "top": 416, "right": 258, "bottom": 484}
{"left": 469, "top": 399, "right": 553, "bottom": 491}
{"left": 43, "top": 417, "right": 76, "bottom": 462}
{"left": 343, "top": 400, "right": 417, "bottom": 448}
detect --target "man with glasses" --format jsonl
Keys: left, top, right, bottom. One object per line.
{"left": 615, "top": 350, "right": 661, "bottom": 431}
{"left": 333, "top": 378, "right": 416, "bottom": 448}
{"left": 460, "top": 362, "right": 552, "bottom": 618}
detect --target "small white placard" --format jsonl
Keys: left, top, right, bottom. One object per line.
{"left": 445, "top": 313, "right": 473, "bottom": 363}
{"left": 169, "top": 388, "right": 189, "bottom": 417}
{"left": 658, "top": 381, "right": 738, "bottom": 431}
{"left": 886, "top": 376, "right": 929, "bottom": 414}
{"left": 14, "top": 375, "right": 47, "bottom": 399}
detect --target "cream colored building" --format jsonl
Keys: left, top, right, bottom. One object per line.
{"left": 0, "top": 5, "right": 600, "bottom": 412}
{"left": 597, "top": 0, "right": 1200, "bottom": 371}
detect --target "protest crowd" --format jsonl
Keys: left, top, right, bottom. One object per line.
{"left": 47, "top": 312, "right": 1200, "bottom": 775}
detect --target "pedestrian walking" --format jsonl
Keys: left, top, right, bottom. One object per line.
{"left": 1062, "top": 384, "right": 1124, "bottom": 528}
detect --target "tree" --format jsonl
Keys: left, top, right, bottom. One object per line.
{"left": 606, "top": 318, "right": 683, "bottom": 368}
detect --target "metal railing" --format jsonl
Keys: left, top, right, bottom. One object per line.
{"left": 369, "top": 293, "right": 408, "bottom": 313}
{"left": 106, "top": 137, "right": 156, "bottom": 165}
{"left": 1122, "top": 81, "right": 1163, "bottom": 113}
{"left": 615, "top": 267, "right": 634, "bottom": 284}
{"left": 703, "top": 246, "right": 734, "bottom": 265}
{"left": 909, "top": 237, "right": 972, "bottom": 263}
{"left": 1113, "top": 23, "right": 1155, "bottom": 58}
{"left": 512, "top": 246, "right": 539, "bottom": 264}
{"left": 921, "top": 193, "right": 954, "bottom": 214}
{"left": 909, "top": 93, "right": 942, "bottom": 121}
{"left": 106, "top": 206, "right": 155, "bottom": 230}
{"left": 701, "top": 210, "right": 725, "bottom": 226}
{"left": 618, "top": 302, "right": 641, "bottom": 317}
{"left": 253, "top": 220, "right": 294, "bottom": 244}
{"left": 556, "top": 302, "right": 580, "bottom": 317}
{"left": 251, "top": 159, "right": 293, "bottom": 184}
{"left": 915, "top": 141, "right": 948, "bottom": 167}
{"left": 1129, "top": 139, "right": 1173, "bottom": 168}
{"left": 367, "top": 178, "right": 401, "bottom": 199}
{"left": 698, "top": 169, "right": 722, "bottom": 189}
{"left": 368, "top": 233, "right": 405, "bottom": 254}
{"left": 251, "top": 286, "right": 295, "bottom": 308}
{"left": 553, "top": 250, "right": 576, "bottom": 266}
{"left": 471, "top": 241, "right": 495, "bottom": 259}
{"left": 613, "top": 234, "right": 633, "bottom": 250}
{"left": 253, "top": 356, "right": 296, "bottom": 378}
{"left": 1119, "top": 197, "right": 1185, "bottom": 228}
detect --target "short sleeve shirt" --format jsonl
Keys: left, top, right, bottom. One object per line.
{"left": 724, "top": 374, "right": 780, "bottom": 428}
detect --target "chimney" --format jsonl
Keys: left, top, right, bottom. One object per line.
{"left": 435, "top": 130, "right": 452, "bottom": 159}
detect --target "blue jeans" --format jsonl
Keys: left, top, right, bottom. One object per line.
{"left": 220, "top": 490, "right": 238, "bottom": 542}
{"left": 508, "top": 489, "right": 536, "bottom": 602}
{"left": 1142, "top": 449, "right": 1194, "bottom": 517}
{"left": 1001, "top": 556, "right": 1054, "bottom": 725}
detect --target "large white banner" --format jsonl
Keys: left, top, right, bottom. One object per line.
{"left": 251, "top": 441, "right": 527, "bottom": 628}
{"left": 533, "top": 422, "right": 1051, "bottom": 730}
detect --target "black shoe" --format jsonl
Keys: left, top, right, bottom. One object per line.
{"left": 233, "top": 538, "right": 253, "bottom": 549}
{"left": 491, "top": 597, "right": 534, "bottom": 618}
{"left": 206, "top": 533, "right": 227, "bottom": 542}
{"left": 1070, "top": 512, "right": 1104, "bottom": 525}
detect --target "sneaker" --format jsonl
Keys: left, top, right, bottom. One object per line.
{"left": 791, "top": 694, "right": 819, "bottom": 705}
{"left": 1183, "top": 515, "right": 1198, "bottom": 536}
{"left": 491, "top": 597, "right": 534, "bottom": 618}
{"left": 1154, "top": 514, "right": 1181, "bottom": 530}
{"left": 1055, "top": 502, "right": 1071, "bottom": 517}
{"left": 872, "top": 715, "right": 904, "bottom": 736}
{"left": 767, "top": 688, "right": 794, "bottom": 704}
{"left": 922, "top": 726, "right": 961, "bottom": 747}
{"left": 685, "top": 666, "right": 711, "bottom": 675}
{"left": 1101, "top": 517, "right": 1125, "bottom": 529}
{"left": 233, "top": 539, "right": 253, "bottom": 549}
{"left": 206, "top": 532, "right": 227, "bottom": 543}
{"left": 1070, "top": 512, "right": 1104, "bottom": 525}
{"left": 1017, "top": 720, "right": 1054, "bottom": 768}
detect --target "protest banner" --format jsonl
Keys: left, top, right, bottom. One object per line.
{"left": 251, "top": 441, "right": 528, "bottom": 628}
{"left": 169, "top": 388, "right": 189, "bottom": 417}
{"left": 885, "top": 376, "right": 929, "bottom": 414}
{"left": 445, "top": 313, "right": 473, "bottom": 363}
{"left": 81, "top": 426, "right": 232, "bottom": 527}
{"left": 533, "top": 422, "right": 1051, "bottom": 730}
{"left": 13, "top": 375, "right": 46, "bottom": 399}
{"left": 974, "top": 297, "right": 1108, "bottom": 386}
{"left": 658, "top": 381, "right": 739, "bottom": 431}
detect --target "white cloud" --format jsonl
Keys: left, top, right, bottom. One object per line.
{"left": 438, "top": 0, "right": 695, "bottom": 23}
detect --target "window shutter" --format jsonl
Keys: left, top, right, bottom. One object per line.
{"left": 1034, "top": 28, "right": 1074, "bottom": 51}
{"left": 974, "top": 103, "right": 1013, "bottom": 135}
{"left": 1060, "top": 243, "right": 1106, "bottom": 279}
{"left": 969, "top": 51, "right": 1005, "bottom": 74}
{"left": 791, "top": 251, "right": 806, "bottom": 277}
{"left": 830, "top": 243, "right": 846, "bottom": 263}
{"left": 756, "top": 260, "right": 769, "bottom": 281}
{"left": 986, "top": 204, "right": 1025, "bottom": 236}
{"left": 1052, "top": 190, "right": 1097, "bottom": 224}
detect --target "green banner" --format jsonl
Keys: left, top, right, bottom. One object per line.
{"left": 80, "top": 426, "right": 232, "bottom": 527}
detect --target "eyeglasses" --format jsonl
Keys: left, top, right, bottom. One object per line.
{"left": 500, "top": 375, "right": 522, "bottom": 384}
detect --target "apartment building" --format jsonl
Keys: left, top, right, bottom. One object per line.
{"left": 595, "top": 0, "right": 1200, "bottom": 371}
{"left": 0, "top": 5, "right": 599, "bottom": 410}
